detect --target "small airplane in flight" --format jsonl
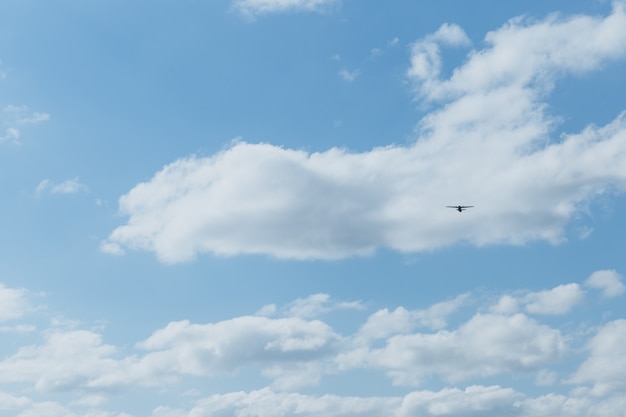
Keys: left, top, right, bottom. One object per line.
{"left": 447, "top": 205, "right": 474, "bottom": 212}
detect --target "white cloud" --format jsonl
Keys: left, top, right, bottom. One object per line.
{"left": 105, "top": 4, "right": 626, "bottom": 263}
{"left": 357, "top": 293, "right": 469, "bottom": 342}
{"left": 0, "top": 127, "right": 19, "bottom": 142}
{"left": 340, "top": 313, "right": 566, "bottom": 386}
{"left": 338, "top": 68, "right": 359, "bottom": 82}
{"left": 154, "top": 386, "right": 626, "bottom": 417}
{"left": 133, "top": 316, "right": 340, "bottom": 388}
{"left": 3, "top": 286, "right": 626, "bottom": 415}
{"left": 285, "top": 293, "right": 364, "bottom": 318}
{"left": 3, "top": 105, "right": 50, "bottom": 125}
{"left": 233, "top": 0, "right": 337, "bottom": 17}
{"left": 585, "top": 269, "right": 625, "bottom": 297}
{"left": 490, "top": 295, "right": 520, "bottom": 315}
{"left": 0, "top": 330, "right": 120, "bottom": 391}
{"left": 0, "top": 392, "right": 30, "bottom": 410}
{"left": 398, "top": 385, "right": 523, "bottom": 417}
{"left": 409, "top": 3, "right": 626, "bottom": 101}
{"left": 0, "top": 283, "right": 31, "bottom": 322}
{"left": 183, "top": 387, "right": 401, "bottom": 417}
{"left": 407, "top": 23, "right": 471, "bottom": 83}
{"left": 569, "top": 319, "right": 626, "bottom": 395}
{"left": 523, "top": 283, "right": 585, "bottom": 315}
{"left": 1, "top": 105, "right": 49, "bottom": 144}
{"left": 36, "top": 178, "right": 88, "bottom": 196}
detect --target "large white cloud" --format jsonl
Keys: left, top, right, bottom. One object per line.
{"left": 104, "top": 3, "right": 626, "bottom": 263}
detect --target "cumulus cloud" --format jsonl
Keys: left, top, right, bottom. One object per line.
{"left": 136, "top": 316, "right": 340, "bottom": 374}
{"left": 3, "top": 283, "right": 626, "bottom": 415}
{"left": 523, "top": 283, "right": 585, "bottom": 315}
{"left": 0, "top": 329, "right": 121, "bottom": 392}
{"left": 233, "top": 0, "right": 338, "bottom": 17}
{"left": 489, "top": 283, "right": 586, "bottom": 316}
{"left": 585, "top": 269, "right": 625, "bottom": 297}
{"left": 0, "top": 315, "right": 342, "bottom": 392}
{"left": 104, "top": 4, "right": 626, "bottom": 263}
{"left": 340, "top": 313, "right": 566, "bottom": 386}
{"left": 356, "top": 293, "right": 469, "bottom": 342}
{"left": 569, "top": 319, "right": 626, "bottom": 395}
{"left": 36, "top": 178, "right": 88, "bottom": 196}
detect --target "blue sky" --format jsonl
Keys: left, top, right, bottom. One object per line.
{"left": 2, "top": 0, "right": 626, "bottom": 415}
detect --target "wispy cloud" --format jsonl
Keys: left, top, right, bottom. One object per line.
{"left": 233, "top": 0, "right": 338, "bottom": 17}
{"left": 36, "top": 178, "right": 88, "bottom": 196}
{"left": 1, "top": 105, "right": 50, "bottom": 144}
{"left": 338, "top": 68, "right": 360, "bottom": 82}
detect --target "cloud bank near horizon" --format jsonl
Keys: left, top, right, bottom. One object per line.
{"left": 0, "top": 270, "right": 625, "bottom": 416}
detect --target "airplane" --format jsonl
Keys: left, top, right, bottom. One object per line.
{"left": 447, "top": 205, "right": 474, "bottom": 212}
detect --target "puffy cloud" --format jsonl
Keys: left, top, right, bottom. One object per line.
{"left": 3, "top": 286, "right": 626, "bottom": 415}
{"left": 569, "top": 319, "right": 626, "bottom": 395}
{"left": 489, "top": 283, "right": 585, "bottom": 316}
{"left": 585, "top": 269, "right": 625, "bottom": 297}
{"left": 36, "top": 178, "right": 88, "bottom": 196}
{"left": 523, "top": 284, "right": 585, "bottom": 315}
{"left": 132, "top": 316, "right": 340, "bottom": 389}
{"left": 409, "top": 2, "right": 626, "bottom": 101}
{"left": 490, "top": 295, "right": 520, "bottom": 315}
{"left": 341, "top": 313, "right": 566, "bottom": 385}
{"left": 105, "top": 4, "right": 626, "bottom": 263}
{"left": 0, "top": 315, "right": 341, "bottom": 392}
{"left": 0, "top": 330, "right": 120, "bottom": 391}
{"left": 356, "top": 293, "right": 469, "bottom": 342}
{"left": 233, "top": 0, "right": 337, "bottom": 17}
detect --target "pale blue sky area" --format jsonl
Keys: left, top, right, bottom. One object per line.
{"left": 1, "top": 1, "right": 626, "bottom": 416}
